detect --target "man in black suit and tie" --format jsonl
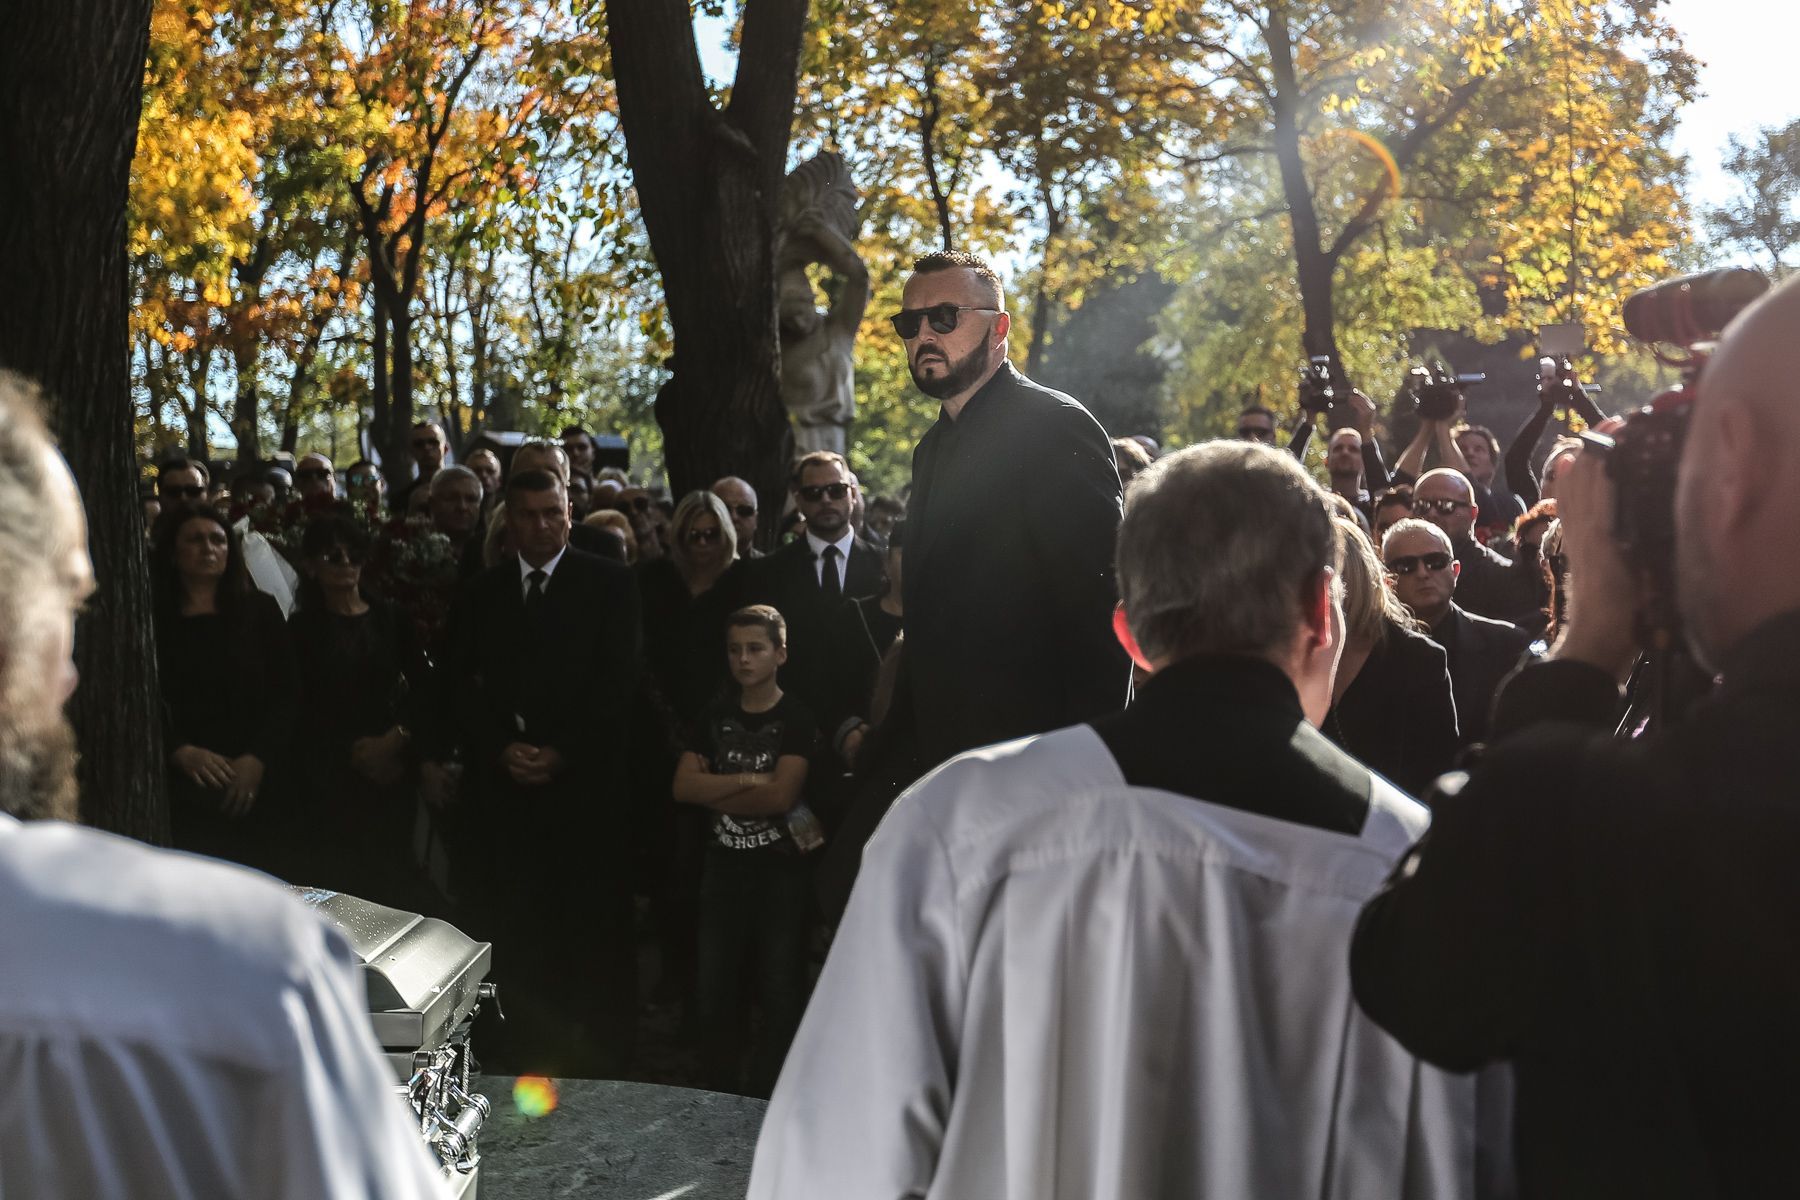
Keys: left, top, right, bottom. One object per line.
{"left": 424, "top": 467, "right": 642, "bottom": 1076}
{"left": 751, "top": 451, "right": 884, "bottom": 737}
{"left": 895, "top": 250, "right": 1130, "bottom": 770}
{"left": 1383, "top": 518, "right": 1535, "bottom": 747}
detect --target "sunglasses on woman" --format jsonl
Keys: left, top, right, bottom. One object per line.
{"left": 889, "top": 303, "right": 1003, "bottom": 340}
{"left": 686, "top": 526, "right": 722, "bottom": 545}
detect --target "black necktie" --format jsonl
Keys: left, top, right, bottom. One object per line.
{"left": 819, "top": 545, "right": 842, "bottom": 603}
{"left": 525, "top": 568, "right": 548, "bottom": 620}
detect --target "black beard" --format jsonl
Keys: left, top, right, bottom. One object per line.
{"left": 909, "top": 344, "right": 992, "bottom": 400}
{"left": 0, "top": 714, "right": 79, "bottom": 823}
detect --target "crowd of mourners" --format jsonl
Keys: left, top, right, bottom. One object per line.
{"left": 142, "top": 423, "right": 908, "bottom": 1090}
{"left": 138, "top": 357, "right": 1576, "bottom": 1098}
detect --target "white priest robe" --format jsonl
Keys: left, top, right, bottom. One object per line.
{"left": 749, "top": 725, "right": 1480, "bottom": 1200}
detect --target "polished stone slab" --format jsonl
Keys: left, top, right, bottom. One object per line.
{"left": 472, "top": 1076, "right": 766, "bottom": 1199}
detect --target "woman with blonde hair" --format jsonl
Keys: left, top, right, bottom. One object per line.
{"left": 1321, "top": 517, "right": 1460, "bottom": 795}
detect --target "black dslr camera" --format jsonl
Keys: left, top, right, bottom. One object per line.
{"left": 1405, "top": 361, "right": 1486, "bottom": 421}
{"left": 1297, "top": 355, "right": 1336, "bottom": 416}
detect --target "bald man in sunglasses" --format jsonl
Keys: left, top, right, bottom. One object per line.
{"left": 893, "top": 250, "right": 1129, "bottom": 774}
{"left": 1383, "top": 518, "right": 1534, "bottom": 747}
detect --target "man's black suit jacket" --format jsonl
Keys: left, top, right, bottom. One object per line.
{"left": 749, "top": 535, "right": 883, "bottom": 729}
{"left": 902, "top": 362, "right": 1130, "bottom": 768}
{"left": 1431, "top": 602, "right": 1533, "bottom": 747}
{"left": 434, "top": 547, "right": 642, "bottom": 833}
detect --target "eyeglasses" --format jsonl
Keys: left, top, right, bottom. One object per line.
{"left": 1385, "top": 552, "right": 1454, "bottom": 576}
{"left": 162, "top": 485, "right": 205, "bottom": 500}
{"left": 315, "top": 547, "right": 364, "bottom": 566}
{"left": 797, "top": 482, "right": 851, "bottom": 503}
{"left": 889, "top": 303, "right": 1003, "bottom": 339}
{"left": 727, "top": 504, "right": 757, "bottom": 520}
{"left": 296, "top": 468, "right": 332, "bottom": 482}
{"left": 347, "top": 472, "right": 379, "bottom": 486}
{"left": 686, "top": 526, "right": 722, "bottom": 545}
{"left": 1413, "top": 497, "right": 1473, "bottom": 516}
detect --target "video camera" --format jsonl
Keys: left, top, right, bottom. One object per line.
{"left": 1405, "top": 361, "right": 1486, "bottom": 422}
{"left": 1297, "top": 355, "right": 1336, "bottom": 416}
{"left": 1583, "top": 268, "right": 1769, "bottom": 647}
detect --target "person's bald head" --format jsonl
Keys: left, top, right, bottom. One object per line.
{"left": 1412, "top": 468, "right": 1477, "bottom": 541}
{"left": 1676, "top": 274, "right": 1800, "bottom": 667}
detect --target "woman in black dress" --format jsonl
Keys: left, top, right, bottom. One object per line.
{"left": 287, "top": 513, "right": 429, "bottom": 908}
{"left": 152, "top": 504, "right": 295, "bottom": 874}
{"left": 1323, "top": 517, "right": 1460, "bottom": 797}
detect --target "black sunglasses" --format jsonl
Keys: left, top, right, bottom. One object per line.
{"left": 686, "top": 526, "right": 722, "bottom": 545}
{"left": 315, "top": 546, "right": 365, "bottom": 566}
{"left": 1237, "top": 426, "right": 1275, "bottom": 441}
{"left": 727, "top": 503, "right": 757, "bottom": 520}
{"left": 1413, "top": 497, "right": 1472, "bottom": 516}
{"left": 347, "top": 473, "right": 380, "bottom": 486}
{"left": 1385, "top": 551, "right": 1453, "bottom": 576}
{"left": 411, "top": 438, "right": 440, "bottom": 449}
{"left": 162, "top": 485, "right": 205, "bottom": 500}
{"left": 889, "top": 303, "right": 1003, "bottom": 339}
{"left": 296, "top": 468, "right": 332, "bottom": 482}
{"left": 797, "top": 482, "right": 851, "bottom": 503}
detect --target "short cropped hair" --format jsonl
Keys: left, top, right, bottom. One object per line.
{"left": 911, "top": 250, "right": 1004, "bottom": 309}
{"left": 505, "top": 467, "right": 563, "bottom": 502}
{"left": 157, "top": 456, "right": 209, "bottom": 486}
{"left": 1117, "top": 442, "right": 1338, "bottom": 664}
{"left": 791, "top": 450, "right": 850, "bottom": 487}
{"left": 727, "top": 604, "right": 787, "bottom": 651}
{"left": 430, "top": 464, "right": 480, "bottom": 496}
{"left": 1452, "top": 423, "right": 1500, "bottom": 460}
{"left": 1380, "top": 517, "right": 1452, "bottom": 558}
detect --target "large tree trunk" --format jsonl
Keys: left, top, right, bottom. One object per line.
{"left": 231, "top": 335, "right": 261, "bottom": 462}
{"left": 387, "top": 302, "right": 416, "bottom": 479}
{"left": 607, "top": 0, "right": 805, "bottom": 526}
{"left": 0, "top": 0, "right": 165, "bottom": 841}
{"left": 369, "top": 286, "right": 391, "bottom": 467}
{"left": 1266, "top": 6, "right": 1342, "bottom": 374}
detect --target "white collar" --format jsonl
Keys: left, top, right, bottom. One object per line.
{"left": 805, "top": 528, "right": 855, "bottom": 560}
{"left": 518, "top": 544, "right": 569, "bottom": 585}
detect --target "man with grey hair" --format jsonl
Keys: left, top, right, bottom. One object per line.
{"left": 0, "top": 375, "right": 445, "bottom": 1197}
{"left": 751, "top": 442, "right": 1480, "bottom": 1200}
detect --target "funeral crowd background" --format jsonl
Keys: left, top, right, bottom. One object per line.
{"left": 0, "top": 0, "right": 1798, "bottom": 1194}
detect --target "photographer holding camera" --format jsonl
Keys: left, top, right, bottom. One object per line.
{"left": 1350, "top": 273, "right": 1800, "bottom": 1196}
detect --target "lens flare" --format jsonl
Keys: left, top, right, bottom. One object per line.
{"left": 1317, "top": 128, "right": 1403, "bottom": 207}
{"left": 513, "top": 1075, "right": 559, "bottom": 1119}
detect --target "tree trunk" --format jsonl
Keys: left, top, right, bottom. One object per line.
{"left": 386, "top": 302, "right": 416, "bottom": 480}
{"left": 0, "top": 0, "right": 165, "bottom": 841}
{"left": 231, "top": 335, "right": 260, "bottom": 462}
{"left": 184, "top": 346, "right": 212, "bottom": 457}
{"left": 1265, "top": 6, "right": 1342, "bottom": 375}
{"left": 369, "top": 286, "right": 390, "bottom": 469}
{"left": 607, "top": 0, "right": 806, "bottom": 526}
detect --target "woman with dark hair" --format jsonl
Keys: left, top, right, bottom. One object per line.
{"left": 152, "top": 504, "right": 295, "bottom": 874}
{"left": 287, "top": 513, "right": 429, "bottom": 907}
{"left": 1322, "top": 517, "right": 1460, "bottom": 796}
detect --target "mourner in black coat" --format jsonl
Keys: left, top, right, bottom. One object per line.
{"left": 893, "top": 254, "right": 1130, "bottom": 771}
{"left": 427, "top": 471, "right": 642, "bottom": 1076}
{"left": 748, "top": 462, "right": 884, "bottom": 736}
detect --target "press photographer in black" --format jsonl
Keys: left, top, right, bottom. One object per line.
{"left": 1350, "top": 271, "right": 1800, "bottom": 1196}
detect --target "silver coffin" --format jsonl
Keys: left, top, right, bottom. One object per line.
{"left": 292, "top": 888, "right": 495, "bottom": 1200}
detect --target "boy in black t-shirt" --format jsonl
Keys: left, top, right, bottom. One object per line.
{"left": 674, "top": 604, "right": 819, "bottom": 1096}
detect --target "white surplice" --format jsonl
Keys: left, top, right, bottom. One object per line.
{"left": 750, "top": 725, "right": 1480, "bottom": 1200}
{"left": 0, "top": 814, "right": 447, "bottom": 1200}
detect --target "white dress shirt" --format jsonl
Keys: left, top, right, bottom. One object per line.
{"left": 517, "top": 544, "right": 568, "bottom": 600}
{"left": 805, "top": 528, "right": 855, "bottom": 590}
{"left": 0, "top": 815, "right": 447, "bottom": 1199}
{"left": 750, "top": 726, "right": 1481, "bottom": 1200}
